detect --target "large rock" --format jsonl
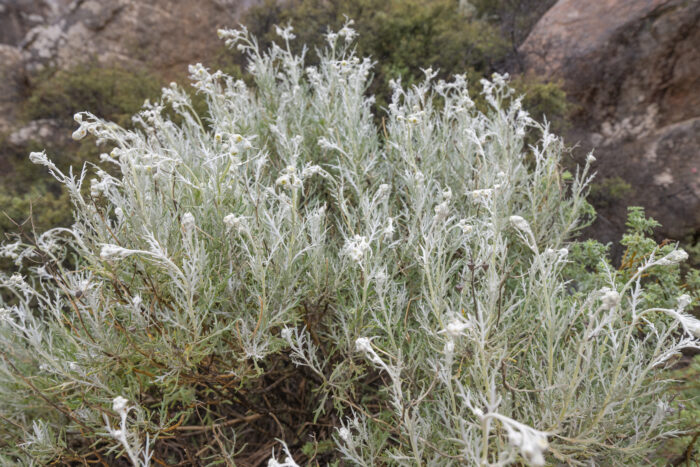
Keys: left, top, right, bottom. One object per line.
{"left": 0, "top": 0, "right": 72, "bottom": 46}
{"left": 20, "top": 0, "right": 258, "bottom": 78}
{"left": 0, "top": 0, "right": 263, "bottom": 173}
{"left": 0, "top": 0, "right": 71, "bottom": 133}
{"left": 521, "top": 0, "right": 700, "bottom": 243}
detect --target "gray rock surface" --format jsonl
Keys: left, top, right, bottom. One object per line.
{"left": 0, "top": 0, "right": 259, "bottom": 143}
{"left": 521, "top": 0, "right": 700, "bottom": 241}
{"left": 8, "top": 118, "right": 64, "bottom": 146}
{"left": 0, "top": 0, "right": 72, "bottom": 46}
{"left": 18, "top": 0, "right": 255, "bottom": 77}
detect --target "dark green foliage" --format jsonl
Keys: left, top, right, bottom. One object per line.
{"left": 511, "top": 75, "right": 571, "bottom": 131}
{"left": 243, "top": 0, "right": 508, "bottom": 112}
{"left": 244, "top": 0, "right": 508, "bottom": 75}
{"left": 617, "top": 207, "right": 691, "bottom": 309}
{"left": 567, "top": 207, "right": 697, "bottom": 306}
{"left": 0, "top": 168, "right": 74, "bottom": 237}
{"left": 470, "top": 0, "right": 557, "bottom": 46}
{"left": 588, "top": 176, "right": 634, "bottom": 208}
{"left": 22, "top": 64, "right": 162, "bottom": 127}
{"left": 0, "top": 137, "right": 73, "bottom": 237}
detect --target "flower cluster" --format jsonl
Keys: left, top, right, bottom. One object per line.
{"left": 100, "top": 244, "right": 138, "bottom": 261}
{"left": 656, "top": 249, "right": 689, "bottom": 266}
{"left": 502, "top": 419, "right": 549, "bottom": 466}
{"left": 267, "top": 442, "right": 300, "bottom": 467}
{"left": 599, "top": 287, "right": 621, "bottom": 310}
{"left": 438, "top": 317, "right": 471, "bottom": 339}
{"left": 344, "top": 235, "right": 370, "bottom": 263}
{"left": 223, "top": 213, "right": 246, "bottom": 232}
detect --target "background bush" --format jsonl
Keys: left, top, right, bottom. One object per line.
{"left": 22, "top": 64, "right": 163, "bottom": 127}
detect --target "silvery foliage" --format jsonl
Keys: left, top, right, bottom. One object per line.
{"left": 0, "top": 22, "right": 697, "bottom": 466}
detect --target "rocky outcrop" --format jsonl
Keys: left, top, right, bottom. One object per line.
{"left": 0, "top": 0, "right": 72, "bottom": 131}
{"left": 521, "top": 0, "right": 700, "bottom": 242}
{"left": 0, "top": 0, "right": 72, "bottom": 46}
{"left": 0, "top": 0, "right": 260, "bottom": 137}
{"left": 18, "top": 0, "right": 258, "bottom": 77}
{"left": 8, "top": 119, "right": 65, "bottom": 147}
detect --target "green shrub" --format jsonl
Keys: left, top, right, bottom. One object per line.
{"left": 470, "top": 0, "right": 557, "bottom": 45}
{"left": 0, "top": 25, "right": 697, "bottom": 466}
{"left": 588, "top": 176, "right": 634, "bottom": 208}
{"left": 244, "top": 0, "right": 506, "bottom": 104}
{"left": 0, "top": 186, "right": 73, "bottom": 237}
{"left": 663, "top": 355, "right": 700, "bottom": 464}
{"left": 22, "top": 64, "right": 162, "bottom": 127}
{"left": 564, "top": 207, "right": 700, "bottom": 463}
{"left": 511, "top": 75, "right": 571, "bottom": 132}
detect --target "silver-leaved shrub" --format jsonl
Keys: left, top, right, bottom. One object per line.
{"left": 1, "top": 23, "right": 697, "bottom": 466}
